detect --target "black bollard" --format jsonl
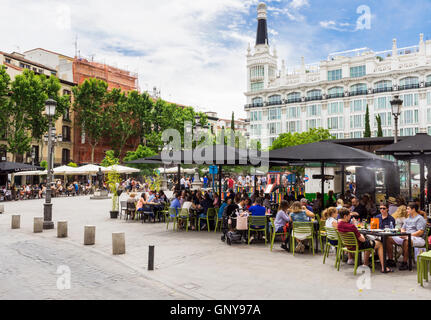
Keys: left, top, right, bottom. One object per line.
{"left": 148, "top": 245, "right": 154, "bottom": 271}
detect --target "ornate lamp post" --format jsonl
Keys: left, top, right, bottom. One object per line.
{"left": 43, "top": 99, "right": 58, "bottom": 230}
{"left": 390, "top": 95, "right": 403, "bottom": 144}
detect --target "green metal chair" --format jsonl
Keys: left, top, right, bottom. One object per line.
{"left": 417, "top": 250, "right": 431, "bottom": 287}
{"left": 291, "top": 222, "right": 314, "bottom": 256}
{"left": 394, "top": 226, "right": 430, "bottom": 265}
{"left": 177, "top": 208, "right": 191, "bottom": 232}
{"left": 269, "top": 218, "right": 288, "bottom": 251}
{"left": 248, "top": 216, "right": 268, "bottom": 245}
{"left": 214, "top": 208, "right": 223, "bottom": 233}
{"left": 322, "top": 227, "right": 341, "bottom": 268}
{"left": 316, "top": 215, "right": 327, "bottom": 252}
{"left": 165, "top": 207, "right": 177, "bottom": 231}
{"left": 338, "top": 231, "right": 375, "bottom": 275}
{"left": 198, "top": 208, "right": 217, "bottom": 232}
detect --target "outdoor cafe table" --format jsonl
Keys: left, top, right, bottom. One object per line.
{"left": 358, "top": 229, "right": 412, "bottom": 271}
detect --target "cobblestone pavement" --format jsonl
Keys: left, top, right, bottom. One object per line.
{"left": 0, "top": 196, "right": 430, "bottom": 300}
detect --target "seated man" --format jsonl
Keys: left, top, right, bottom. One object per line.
{"left": 338, "top": 208, "right": 392, "bottom": 273}
{"left": 376, "top": 202, "right": 396, "bottom": 229}
{"left": 386, "top": 202, "right": 427, "bottom": 271}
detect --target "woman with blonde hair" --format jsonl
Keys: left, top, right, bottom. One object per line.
{"left": 289, "top": 201, "right": 315, "bottom": 253}
{"left": 336, "top": 199, "right": 344, "bottom": 210}
{"left": 322, "top": 207, "right": 337, "bottom": 222}
{"left": 392, "top": 204, "right": 408, "bottom": 229}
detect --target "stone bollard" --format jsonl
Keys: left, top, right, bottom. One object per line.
{"left": 57, "top": 221, "right": 68, "bottom": 238}
{"left": 11, "top": 215, "right": 20, "bottom": 229}
{"left": 33, "top": 217, "right": 43, "bottom": 233}
{"left": 0, "top": 204, "right": 4, "bottom": 214}
{"left": 84, "top": 226, "right": 96, "bottom": 245}
{"left": 112, "top": 232, "right": 126, "bottom": 255}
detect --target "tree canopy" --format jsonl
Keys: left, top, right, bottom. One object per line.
{"left": 269, "top": 128, "right": 335, "bottom": 151}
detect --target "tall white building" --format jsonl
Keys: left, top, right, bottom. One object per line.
{"left": 245, "top": 2, "right": 431, "bottom": 149}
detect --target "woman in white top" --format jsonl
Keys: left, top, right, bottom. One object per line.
{"left": 323, "top": 207, "right": 338, "bottom": 246}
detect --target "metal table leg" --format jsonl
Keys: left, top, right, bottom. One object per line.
{"left": 408, "top": 234, "right": 412, "bottom": 271}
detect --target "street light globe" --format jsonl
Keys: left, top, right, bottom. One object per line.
{"left": 390, "top": 95, "right": 403, "bottom": 116}
{"left": 45, "top": 98, "right": 57, "bottom": 117}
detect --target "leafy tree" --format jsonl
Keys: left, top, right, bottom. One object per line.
{"left": 123, "top": 145, "right": 157, "bottom": 176}
{"left": 364, "top": 104, "right": 371, "bottom": 138}
{"left": 72, "top": 78, "right": 108, "bottom": 163}
{"left": 376, "top": 115, "right": 383, "bottom": 137}
{"left": 40, "top": 160, "right": 48, "bottom": 169}
{"left": 7, "top": 70, "right": 48, "bottom": 161}
{"left": 67, "top": 162, "right": 78, "bottom": 168}
{"left": 0, "top": 66, "right": 10, "bottom": 140}
{"left": 101, "top": 150, "right": 120, "bottom": 212}
{"left": 231, "top": 112, "right": 235, "bottom": 132}
{"left": 101, "top": 150, "right": 119, "bottom": 167}
{"left": 269, "top": 128, "right": 334, "bottom": 151}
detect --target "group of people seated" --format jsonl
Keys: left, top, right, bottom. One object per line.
{"left": 126, "top": 190, "right": 168, "bottom": 220}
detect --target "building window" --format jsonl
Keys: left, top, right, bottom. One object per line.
{"left": 0, "top": 145, "right": 6, "bottom": 162}
{"left": 287, "top": 106, "right": 300, "bottom": 119}
{"left": 251, "top": 124, "right": 262, "bottom": 136}
{"left": 374, "top": 112, "right": 392, "bottom": 127}
{"left": 328, "top": 69, "right": 342, "bottom": 81}
{"left": 401, "top": 93, "right": 419, "bottom": 107}
{"left": 350, "top": 83, "right": 367, "bottom": 95}
{"left": 62, "top": 149, "right": 70, "bottom": 165}
{"left": 63, "top": 108, "right": 70, "bottom": 121}
{"left": 62, "top": 126, "right": 71, "bottom": 142}
{"left": 252, "top": 97, "right": 263, "bottom": 106}
{"left": 287, "top": 120, "right": 301, "bottom": 133}
{"left": 250, "top": 111, "right": 262, "bottom": 122}
{"left": 287, "top": 92, "right": 301, "bottom": 103}
{"left": 250, "top": 66, "right": 264, "bottom": 78}
{"left": 268, "top": 108, "right": 281, "bottom": 121}
{"left": 5, "top": 58, "right": 11, "bottom": 64}
{"left": 401, "top": 109, "right": 419, "bottom": 125}
{"left": 306, "top": 90, "right": 322, "bottom": 101}
{"left": 328, "top": 87, "right": 344, "bottom": 98}
{"left": 350, "top": 99, "right": 366, "bottom": 113}
{"left": 268, "top": 95, "right": 282, "bottom": 106}
{"left": 327, "top": 116, "right": 343, "bottom": 130}
{"left": 267, "top": 122, "right": 281, "bottom": 135}
{"left": 374, "top": 80, "right": 392, "bottom": 91}
{"left": 399, "top": 77, "right": 419, "bottom": 87}
{"left": 328, "top": 102, "right": 344, "bottom": 115}
{"left": 351, "top": 131, "right": 363, "bottom": 138}
{"left": 400, "top": 127, "right": 418, "bottom": 136}
{"left": 251, "top": 82, "right": 264, "bottom": 92}
{"left": 374, "top": 96, "right": 391, "bottom": 110}
{"left": 306, "top": 104, "right": 321, "bottom": 117}
{"left": 350, "top": 65, "right": 366, "bottom": 78}
{"left": 306, "top": 119, "right": 321, "bottom": 130}
{"left": 350, "top": 114, "right": 364, "bottom": 129}
{"left": 427, "top": 92, "right": 431, "bottom": 105}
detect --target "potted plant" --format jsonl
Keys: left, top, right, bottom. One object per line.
{"left": 102, "top": 151, "right": 121, "bottom": 219}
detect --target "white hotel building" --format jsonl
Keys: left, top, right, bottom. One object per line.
{"left": 245, "top": 3, "right": 431, "bottom": 150}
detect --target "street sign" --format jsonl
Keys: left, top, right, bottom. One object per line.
{"left": 209, "top": 165, "right": 218, "bottom": 175}
{"left": 304, "top": 175, "right": 309, "bottom": 182}
{"left": 312, "top": 174, "right": 335, "bottom": 180}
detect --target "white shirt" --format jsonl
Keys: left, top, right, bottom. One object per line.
{"left": 180, "top": 178, "right": 185, "bottom": 185}
{"left": 325, "top": 217, "right": 337, "bottom": 229}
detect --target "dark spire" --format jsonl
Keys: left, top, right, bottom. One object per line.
{"left": 256, "top": 3, "right": 268, "bottom": 46}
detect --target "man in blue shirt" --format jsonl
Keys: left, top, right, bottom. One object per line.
{"left": 148, "top": 190, "right": 156, "bottom": 203}
{"left": 376, "top": 202, "right": 395, "bottom": 229}
{"left": 203, "top": 176, "right": 208, "bottom": 188}
{"left": 170, "top": 192, "right": 181, "bottom": 215}
{"left": 248, "top": 198, "right": 266, "bottom": 216}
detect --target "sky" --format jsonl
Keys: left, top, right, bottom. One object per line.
{"left": 1, "top": 0, "right": 431, "bottom": 119}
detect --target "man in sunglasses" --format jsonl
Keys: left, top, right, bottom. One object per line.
{"left": 376, "top": 202, "right": 396, "bottom": 230}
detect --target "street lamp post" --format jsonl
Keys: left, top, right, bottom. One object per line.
{"left": 43, "top": 99, "right": 57, "bottom": 230}
{"left": 391, "top": 95, "right": 403, "bottom": 144}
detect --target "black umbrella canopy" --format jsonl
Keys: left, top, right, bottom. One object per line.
{"left": 126, "top": 145, "right": 265, "bottom": 166}
{"left": 376, "top": 133, "right": 431, "bottom": 158}
{"left": 0, "top": 162, "right": 43, "bottom": 173}
{"left": 268, "top": 141, "right": 392, "bottom": 166}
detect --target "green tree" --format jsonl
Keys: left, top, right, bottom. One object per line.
{"left": 100, "top": 150, "right": 119, "bottom": 167}
{"left": 0, "top": 66, "right": 11, "bottom": 140}
{"left": 7, "top": 70, "right": 48, "bottom": 161}
{"left": 231, "top": 112, "right": 235, "bottom": 132}
{"left": 269, "top": 128, "right": 335, "bottom": 151}
{"left": 376, "top": 115, "right": 383, "bottom": 137}
{"left": 123, "top": 145, "right": 157, "bottom": 176}
{"left": 364, "top": 104, "right": 371, "bottom": 138}
{"left": 101, "top": 150, "right": 121, "bottom": 212}
{"left": 72, "top": 78, "right": 108, "bottom": 164}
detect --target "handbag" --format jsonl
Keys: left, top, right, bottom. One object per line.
{"left": 236, "top": 213, "right": 249, "bottom": 231}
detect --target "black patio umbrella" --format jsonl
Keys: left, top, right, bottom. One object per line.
{"left": 376, "top": 133, "right": 431, "bottom": 208}
{"left": 265, "top": 141, "right": 395, "bottom": 207}
{"left": 125, "top": 144, "right": 266, "bottom": 196}
{"left": 0, "top": 162, "right": 43, "bottom": 174}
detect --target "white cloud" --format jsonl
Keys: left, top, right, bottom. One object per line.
{"left": 0, "top": 0, "right": 261, "bottom": 118}
{"left": 289, "top": 0, "right": 309, "bottom": 9}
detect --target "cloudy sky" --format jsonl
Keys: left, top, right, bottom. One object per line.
{"left": 2, "top": 0, "right": 431, "bottom": 118}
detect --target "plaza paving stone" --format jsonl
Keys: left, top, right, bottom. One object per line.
{"left": 0, "top": 196, "right": 430, "bottom": 300}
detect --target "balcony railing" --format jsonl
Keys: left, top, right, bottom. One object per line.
{"left": 305, "top": 96, "right": 322, "bottom": 102}
{"left": 327, "top": 93, "right": 344, "bottom": 99}
{"left": 267, "top": 100, "right": 283, "bottom": 106}
{"left": 349, "top": 90, "right": 368, "bottom": 97}
{"left": 286, "top": 98, "right": 302, "bottom": 104}
{"left": 373, "top": 87, "right": 393, "bottom": 94}
{"left": 245, "top": 103, "right": 263, "bottom": 109}
{"left": 398, "top": 83, "right": 420, "bottom": 91}
{"left": 426, "top": 82, "right": 431, "bottom": 88}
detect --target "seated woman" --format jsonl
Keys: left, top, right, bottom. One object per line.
{"left": 274, "top": 200, "right": 291, "bottom": 250}
{"left": 127, "top": 193, "right": 138, "bottom": 219}
{"left": 289, "top": 201, "right": 315, "bottom": 253}
{"left": 323, "top": 207, "right": 339, "bottom": 246}
{"left": 392, "top": 205, "right": 407, "bottom": 229}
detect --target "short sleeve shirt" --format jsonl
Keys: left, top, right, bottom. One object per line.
{"left": 290, "top": 211, "right": 309, "bottom": 222}
{"left": 402, "top": 214, "right": 426, "bottom": 235}
{"left": 249, "top": 205, "right": 266, "bottom": 216}
{"left": 337, "top": 221, "right": 362, "bottom": 241}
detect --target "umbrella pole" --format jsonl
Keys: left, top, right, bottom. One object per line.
{"left": 408, "top": 160, "right": 412, "bottom": 201}
{"left": 177, "top": 164, "right": 181, "bottom": 191}
{"left": 341, "top": 165, "right": 345, "bottom": 196}
{"left": 219, "top": 165, "right": 222, "bottom": 197}
{"left": 420, "top": 158, "right": 425, "bottom": 210}
{"left": 321, "top": 162, "right": 325, "bottom": 210}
